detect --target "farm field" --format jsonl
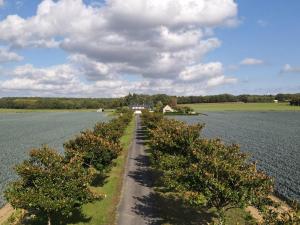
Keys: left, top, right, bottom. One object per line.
{"left": 0, "top": 112, "right": 109, "bottom": 207}
{"left": 179, "top": 102, "right": 300, "bottom": 112}
{"left": 172, "top": 111, "right": 300, "bottom": 202}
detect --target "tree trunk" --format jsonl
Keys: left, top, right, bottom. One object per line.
{"left": 48, "top": 215, "right": 51, "bottom": 225}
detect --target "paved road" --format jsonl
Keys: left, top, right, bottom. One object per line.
{"left": 117, "top": 116, "right": 159, "bottom": 225}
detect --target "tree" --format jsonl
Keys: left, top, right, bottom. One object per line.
{"left": 145, "top": 116, "right": 274, "bottom": 224}
{"left": 64, "top": 130, "right": 122, "bottom": 171}
{"left": 5, "top": 146, "right": 97, "bottom": 225}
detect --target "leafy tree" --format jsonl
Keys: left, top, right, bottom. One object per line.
{"left": 5, "top": 146, "right": 97, "bottom": 225}
{"left": 144, "top": 115, "right": 274, "bottom": 224}
{"left": 64, "top": 130, "right": 122, "bottom": 171}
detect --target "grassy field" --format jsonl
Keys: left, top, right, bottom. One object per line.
{"left": 180, "top": 102, "right": 300, "bottom": 112}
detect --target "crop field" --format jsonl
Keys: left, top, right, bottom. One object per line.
{"left": 172, "top": 111, "right": 300, "bottom": 202}
{"left": 179, "top": 102, "right": 300, "bottom": 112}
{"left": 0, "top": 112, "right": 109, "bottom": 207}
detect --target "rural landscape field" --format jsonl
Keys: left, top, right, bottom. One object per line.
{"left": 173, "top": 111, "right": 300, "bottom": 202}
{"left": 1, "top": 0, "right": 300, "bottom": 224}
{"left": 0, "top": 111, "right": 109, "bottom": 207}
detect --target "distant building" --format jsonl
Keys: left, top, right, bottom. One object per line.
{"left": 274, "top": 100, "right": 279, "bottom": 103}
{"left": 97, "top": 108, "right": 104, "bottom": 112}
{"left": 132, "top": 106, "right": 145, "bottom": 110}
{"left": 163, "top": 105, "right": 174, "bottom": 114}
{"left": 134, "top": 110, "right": 142, "bottom": 115}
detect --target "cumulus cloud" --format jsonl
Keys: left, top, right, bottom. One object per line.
{"left": 281, "top": 64, "right": 300, "bottom": 74}
{"left": 0, "top": 48, "right": 23, "bottom": 63}
{"left": 240, "top": 58, "right": 264, "bottom": 65}
{"left": 0, "top": 0, "right": 239, "bottom": 96}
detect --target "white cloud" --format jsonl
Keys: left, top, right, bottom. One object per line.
{"left": 257, "top": 20, "right": 268, "bottom": 27}
{"left": 179, "top": 62, "right": 224, "bottom": 81}
{"left": 0, "top": 48, "right": 23, "bottom": 63}
{"left": 240, "top": 58, "right": 264, "bottom": 65}
{"left": 281, "top": 64, "right": 300, "bottom": 74}
{"left": 0, "top": 0, "right": 4, "bottom": 6}
{"left": 0, "top": 0, "right": 239, "bottom": 96}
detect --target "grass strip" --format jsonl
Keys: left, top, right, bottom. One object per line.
{"left": 68, "top": 116, "right": 136, "bottom": 225}
{"left": 180, "top": 102, "right": 300, "bottom": 112}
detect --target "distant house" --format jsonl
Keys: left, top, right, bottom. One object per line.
{"left": 134, "top": 110, "right": 142, "bottom": 115}
{"left": 97, "top": 108, "right": 104, "bottom": 112}
{"left": 274, "top": 100, "right": 279, "bottom": 103}
{"left": 163, "top": 105, "right": 174, "bottom": 114}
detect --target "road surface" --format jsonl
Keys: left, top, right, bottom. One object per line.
{"left": 117, "top": 115, "right": 159, "bottom": 225}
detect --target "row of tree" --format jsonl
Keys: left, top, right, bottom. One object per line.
{"left": 177, "top": 93, "right": 300, "bottom": 104}
{"left": 4, "top": 111, "right": 133, "bottom": 225}
{"left": 290, "top": 97, "right": 300, "bottom": 106}
{"left": 141, "top": 111, "right": 300, "bottom": 224}
{"left": 1, "top": 93, "right": 299, "bottom": 110}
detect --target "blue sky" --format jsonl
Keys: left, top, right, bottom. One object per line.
{"left": 0, "top": 0, "right": 299, "bottom": 97}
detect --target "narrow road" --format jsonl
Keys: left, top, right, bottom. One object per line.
{"left": 117, "top": 115, "right": 159, "bottom": 225}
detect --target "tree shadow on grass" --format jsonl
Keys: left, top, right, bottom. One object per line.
{"left": 133, "top": 192, "right": 215, "bottom": 225}
{"left": 22, "top": 208, "right": 91, "bottom": 225}
{"left": 91, "top": 173, "right": 109, "bottom": 187}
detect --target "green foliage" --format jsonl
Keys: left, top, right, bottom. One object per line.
{"left": 64, "top": 130, "right": 122, "bottom": 172}
{"left": 262, "top": 207, "right": 300, "bottom": 225}
{"left": 4, "top": 111, "right": 133, "bottom": 225}
{"left": 141, "top": 110, "right": 163, "bottom": 130}
{"left": 143, "top": 113, "right": 278, "bottom": 223}
{"left": 4, "top": 146, "right": 97, "bottom": 224}
{"left": 290, "top": 97, "right": 300, "bottom": 106}
{"left": 93, "top": 122, "right": 124, "bottom": 144}
{"left": 148, "top": 118, "right": 203, "bottom": 155}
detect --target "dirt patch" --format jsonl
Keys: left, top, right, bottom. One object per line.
{"left": 0, "top": 204, "right": 14, "bottom": 225}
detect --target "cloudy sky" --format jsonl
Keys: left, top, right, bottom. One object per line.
{"left": 0, "top": 0, "right": 299, "bottom": 97}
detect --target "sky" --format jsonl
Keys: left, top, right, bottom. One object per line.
{"left": 0, "top": 0, "right": 299, "bottom": 97}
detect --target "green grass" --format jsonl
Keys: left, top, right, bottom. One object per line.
{"left": 180, "top": 102, "right": 300, "bottom": 112}
{"left": 67, "top": 116, "right": 136, "bottom": 225}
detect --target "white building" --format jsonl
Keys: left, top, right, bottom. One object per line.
{"left": 97, "top": 108, "right": 104, "bottom": 112}
{"left": 134, "top": 110, "right": 142, "bottom": 115}
{"left": 163, "top": 105, "right": 174, "bottom": 114}
{"left": 274, "top": 100, "right": 279, "bottom": 103}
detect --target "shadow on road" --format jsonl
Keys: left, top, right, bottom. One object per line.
{"left": 129, "top": 125, "right": 214, "bottom": 225}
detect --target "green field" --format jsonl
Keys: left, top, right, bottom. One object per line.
{"left": 180, "top": 102, "right": 300, "bottom": 112}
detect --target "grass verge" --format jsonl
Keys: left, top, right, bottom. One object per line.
{"left": 68, "top": 115, "right": 135, "bottom": 225}
{"left": 180, "top": 102, "right": 300, "bottom": 112}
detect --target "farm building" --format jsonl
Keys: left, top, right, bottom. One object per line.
{"left": 163, "top": 105, "right": 174, "bottom": 114}
{"left": 134, "top": 110, "right": 142, "bottom": 115}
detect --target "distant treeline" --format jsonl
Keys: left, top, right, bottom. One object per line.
{"left": 177, "top": 93, "right": 300, "bottom": 104}
{"left": 1, "top": 93, "right": 299, "bottom": 109}
{"left": 290, "top": 97, "right": 300, "bottom": 106}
